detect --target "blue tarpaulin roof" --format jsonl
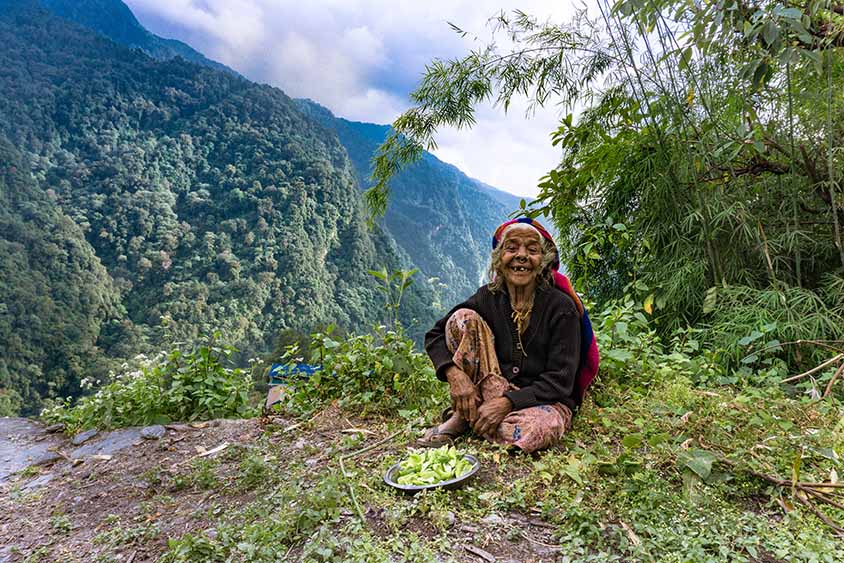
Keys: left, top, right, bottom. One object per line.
{"left": 268, "top": 363, "right": 320, "bottom": 385}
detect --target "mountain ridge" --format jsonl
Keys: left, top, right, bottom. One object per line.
{"left": 0, "top": 0, "right": 435, "bottom": 413}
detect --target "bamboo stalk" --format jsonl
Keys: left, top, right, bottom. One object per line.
{"left": 826, "top": 51, "right": 844, "bottom": 268}
{"left": 758, "top": 221, "right": 778, "bottom": 286}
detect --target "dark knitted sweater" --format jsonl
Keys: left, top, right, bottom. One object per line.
{"left": 425, "top": 284, "right": 582, "bottom": 412}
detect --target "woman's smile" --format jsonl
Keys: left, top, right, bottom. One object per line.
{"left": 500, "top": 229, "right": 542, "bottom": 288}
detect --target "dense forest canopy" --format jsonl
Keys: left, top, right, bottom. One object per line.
{"left": 373, "top": 0, "right": 844, "bottom": 371}
{"left": 0, "top": 0, "right": 529, "bottom": 416}
{"left": 0, "top": 0, "right": 442, "bottom": 414}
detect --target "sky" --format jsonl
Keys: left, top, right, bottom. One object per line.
{"left": 124, "top": 0, "right": 588, "bottom": 197}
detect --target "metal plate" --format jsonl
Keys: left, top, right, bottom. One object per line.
{"left": 383, "top": 454, "right": 480, "bottom": 493}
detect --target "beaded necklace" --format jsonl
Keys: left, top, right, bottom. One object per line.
{"left": 510, "top": 292, "right": 534, "bottom": 356}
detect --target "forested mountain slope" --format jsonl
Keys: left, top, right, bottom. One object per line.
{"left": 39, "top": 0, "right": 235, "bottom": 75}
{"left": 0, "top": 139, "right": 122, "bottom": 415}
{"left": 34, "top": 0, "right": 527, "bottom": 306}
{"left": 297, "top": 100, "right": 523, "bottom": 305}
{"left": 0, "top": 0, "right": 435, "bottom": 413}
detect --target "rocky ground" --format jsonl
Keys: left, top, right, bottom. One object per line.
{"left": 1, "top": 410, "right": 565, "bottom": 562}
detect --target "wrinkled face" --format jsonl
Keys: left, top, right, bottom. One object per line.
{"left": 499, "top": 226, "right": 543, "bottom": 290}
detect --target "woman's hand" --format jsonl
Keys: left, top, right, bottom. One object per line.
{"left": 446, "top": 366, "right": 480, "bottom": 424}
{"left": 473, "top": 397, "right": 512, "bottom": 440}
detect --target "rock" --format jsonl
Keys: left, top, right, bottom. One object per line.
{"left": 529, "top": 543, "right": 561, "bottom": 557}
{"left": 481, "top": 513, "right": 505, "bottom": 526}
{"left": 71, "top": 429, "right": 98, "bottom": 446}
{"left": 70, "top": 428, "right": 144, "bottom": 459}
{"left": 22, "top": 473, "right": 54, "bottom": 491}
{"left": 292, "top": 438, "right": 307, "bottom": 449}
{"left": 140, "top": 425, "right": 166, "bottom": 440}
{"left": 44, "top": 423, "right": 65, "bottom": 434}
{"left": 445, "top": 511, "right": 456, "bottom": 528}
{"left": 1, "top": 418, "right": 66, "bottom": 482}
{"left": 31, "top": 451, "right": 62, "bottom": 466}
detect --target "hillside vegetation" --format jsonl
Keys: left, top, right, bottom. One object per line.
{"left": 0, "top": 0, "right": 439, "bottom": 413}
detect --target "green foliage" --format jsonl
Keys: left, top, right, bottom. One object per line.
{"left": 0, "top": 138, "right": 122, "bottom": 415}
{"left": 368, "top": 267, "right": 418, "bottom": 329}
{"left": 298, "top": 99, "right": 523, "bottom": 312}
{"left": 706, "top": 277, "right": 844, "bottom": 371}
{"left": 279, "top": 326, "right": 447, "bottom": 417}
{"left": 40, "top": 334, "right": 256, "bottom": 432}
{"left": 370, "top": 0, "right": 844, "bottom": 374}
{"left": 161, "top": 469, "right": 346, "bottom": 563}
{"left": 0, "top": 2, "right": 441, "bottom": 414}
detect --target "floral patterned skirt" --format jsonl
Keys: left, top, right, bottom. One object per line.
{"left": 445, "top": 308, "right": 572, "bottom": 453}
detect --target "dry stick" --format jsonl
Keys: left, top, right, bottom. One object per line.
{"left": 804, "top": 489, "right": 844, "bottom": 511}
{"left": 822, "top": 361, "right": 844, "bottom": 398}
{"left": 519, "top": 529, "right": 562, "bottom": 549}
{"left": 780, "top": 354, "right": 843, "bottom": 383}
{"left": 722, "top": 458, "right": 844, "bottom": 509}
{"left": 337, "top": 429, "right": 403, "bottom": 526}
{"left": 797, "top": 482, "right": 844, "bottom": 489}
{"left": 797, "top": 496, "right": 844, "bottom": 535}
{"left": 338, "top": 456, "right": 366, "bottom": 523}
{"left": 340, "top": 429, "right": 403, "bottom": 461}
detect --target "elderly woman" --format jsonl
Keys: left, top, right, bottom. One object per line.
{"left": 421, "top": 218, "right": 598, "bottom": 453}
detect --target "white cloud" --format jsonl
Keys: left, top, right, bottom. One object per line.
{"left": 125, "top": 0, "right": 588, "bottom": 197}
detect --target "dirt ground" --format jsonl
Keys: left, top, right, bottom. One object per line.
{"left": 2, "top": 411, "right": 566, "bottom": 563}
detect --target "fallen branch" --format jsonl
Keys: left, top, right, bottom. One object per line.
{"left": 720, "top": 458, "right": 844, "bottom": 533}
{"left": 340, "top": 429, "right": 402, "bottom": 460}
{"left": 796, "top": 495, "right": 844, "bottom": 535}
{"left": 781, "top": 354, "right": 843, "bottom": 383}
{"left": 822, "top": 361, "right": 844, "bottom": 398}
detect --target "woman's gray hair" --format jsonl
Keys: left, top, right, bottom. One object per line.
{"left": 487, "top": 234, "right": 558, "bottom": 293}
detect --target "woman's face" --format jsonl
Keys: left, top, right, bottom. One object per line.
{"left": 499, "top": 227, "right": 543, "bottom": 290}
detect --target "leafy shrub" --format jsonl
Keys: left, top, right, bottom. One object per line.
{"left": 278, "top": 326, "right": 447, "bottom": 417}
{"left": 704, "top": 277, "right": 844, "bottom": 374}
{"left": 592, "top": 296, "right": 724, "bottom": 392}
{"left": 41, "top": 334, "right": 255, "bottom": 432}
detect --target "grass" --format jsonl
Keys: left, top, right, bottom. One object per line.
{"left": 155, "top": 371, "right": 844, "bottom": 563}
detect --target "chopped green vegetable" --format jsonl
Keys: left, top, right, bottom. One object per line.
{"left": 394, "top": 445, "right": 474, "bottom": 486}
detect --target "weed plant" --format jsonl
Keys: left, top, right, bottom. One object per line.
{"left": 40, "top": 333, "right": 255, "bottom": 432}
{"left": 278, "top": 325, "right": 447, "bottom": 417}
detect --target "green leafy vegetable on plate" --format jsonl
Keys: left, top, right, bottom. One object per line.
{"left": 394, "top": 445, "right": 474, "bottom": 486}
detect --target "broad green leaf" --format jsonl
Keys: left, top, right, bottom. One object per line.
{"left": 607, "top": 349, "right": 634, "bottom": 362}
{"left": 622, "top": 433, "right": 643, "bottom": 449}
{"left": 680, "top": 449, "right": 717, "bottom": 480}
